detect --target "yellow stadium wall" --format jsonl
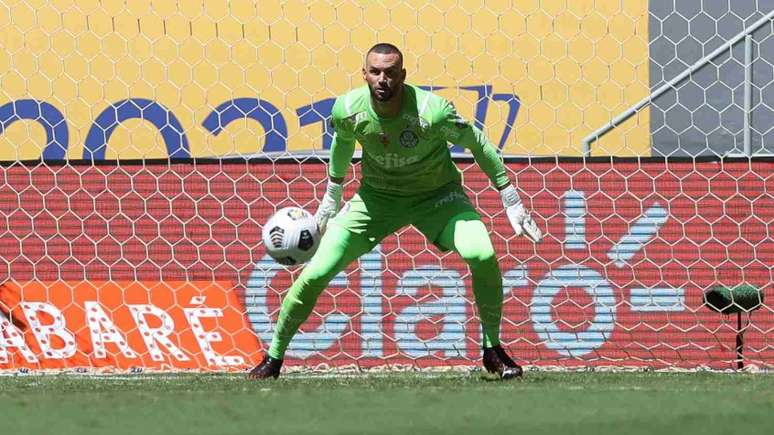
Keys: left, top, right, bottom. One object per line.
{"left": 0, "top": 0, "right": 650, "bottom": 160}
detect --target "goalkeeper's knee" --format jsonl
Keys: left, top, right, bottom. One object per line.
{"left": 290, "top": 266, "right": 339, "bottom": 303}
{"left": 461, "top": 246, "right": 497, "bottom": 270}
{"left": 453, "top": 221, "right": 498, "bottom": 269}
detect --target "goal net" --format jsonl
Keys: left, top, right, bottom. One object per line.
{"left": 0, "top": 1, "right": 771, "bottom": 372}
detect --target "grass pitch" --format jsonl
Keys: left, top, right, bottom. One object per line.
{"left": 2, "top": 370, "right": 773, "bottom": 435}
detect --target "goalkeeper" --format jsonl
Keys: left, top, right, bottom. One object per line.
{"left": 249, "top": 43, "right": 541, "bottom": 380}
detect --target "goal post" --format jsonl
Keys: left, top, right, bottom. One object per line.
{"left": 0, "top": 1, "right": 771, "bottom": 373}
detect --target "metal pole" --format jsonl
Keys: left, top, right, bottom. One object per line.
{"left": 582, "top": 9, "right": 774, "bottom": 157}
{"left": 744, "top": 35, "right": 753, "bottom": 156}
{"left": 736, "top": 312, "right": 744, "bottom": 370}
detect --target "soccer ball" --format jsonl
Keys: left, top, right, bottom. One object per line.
{"left": 262, "top": 206, "right": 321, "bottom": 265}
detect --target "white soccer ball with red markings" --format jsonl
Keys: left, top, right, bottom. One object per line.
{"left": 262, "top": 206, "right": 321, "bottom": 265}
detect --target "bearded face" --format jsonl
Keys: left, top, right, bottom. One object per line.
{"left": 363, "top": 52, "right": 406, "bottom": 103}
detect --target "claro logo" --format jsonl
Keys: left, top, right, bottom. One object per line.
{"left": 245, "top": 188, "right": 684, "bottom": 360}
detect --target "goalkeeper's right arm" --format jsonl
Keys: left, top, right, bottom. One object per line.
{"left": 315, "top": 98, "right": 356, "bottom": 233}
{"left": 315, "top": 178, "right": 343, "bottom": 233}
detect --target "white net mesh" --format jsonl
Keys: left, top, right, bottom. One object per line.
{"left": 0, "top": 1, "right": 772, "bottom": 372}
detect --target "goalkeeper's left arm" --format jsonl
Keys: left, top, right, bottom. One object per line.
{"left": 437, "top": 102, "right": 542, "bottom": 243}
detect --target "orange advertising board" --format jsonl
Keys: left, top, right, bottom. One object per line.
{"left": 0, "top": 281, "right": 262, "bottom": 371}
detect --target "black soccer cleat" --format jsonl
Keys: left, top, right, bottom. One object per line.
{"left": 482, "top": 345, "right": 523, "bottom": 380}
{"left": 247, "top": 354, "right": 283, "bottom": 380}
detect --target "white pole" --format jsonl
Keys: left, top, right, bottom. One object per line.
{"left": 744, "top": 35, "right": 752, "bottom": 156}
{"left": 582, "top": 9, "right": 774, "bottom": 157}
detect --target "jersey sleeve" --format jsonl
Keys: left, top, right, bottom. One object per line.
{"left": 327, "top": 97, "right": 357, "bottom": 179}
{"left": 435, "top": 100, "right": 510, "bottom": 189}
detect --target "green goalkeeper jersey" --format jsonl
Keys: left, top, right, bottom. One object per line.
{"left": 328, "top": 84, "right": 510, "bottom": 195}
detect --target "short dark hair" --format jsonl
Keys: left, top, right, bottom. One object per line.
{"left": 366, "top": 43, "right": 403, "bottom": 66}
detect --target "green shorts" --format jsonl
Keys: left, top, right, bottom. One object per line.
{"left": 329, "top": 182, "right": 480, "bottom": 252}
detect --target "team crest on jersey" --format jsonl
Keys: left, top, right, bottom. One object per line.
{"left": 399, "top": 130, "right": 419, "bottom": 148}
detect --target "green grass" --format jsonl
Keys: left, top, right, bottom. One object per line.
{"left": 2, "top": 370, "right": 773, "bottom": 435}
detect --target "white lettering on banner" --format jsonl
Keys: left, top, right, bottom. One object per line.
{"left": 85, "top": 301, "right": 137, "bottom": 358}
{"left": 244, "top": 188, "right": 685, "bottom": 360}
{"left": 245, "top": 256, "right": 350, "bottom": 358}
{"left": 128, "top": 304, "right": 190, "bottom": 362}
{"left": 503, "top": 267, "right": 528, "bottom": 297}
{"left": 608, "top": 204, "right": 669, "bottom": 268}
{"left": 184, "top": 307, "right": 244, "bottom": 366}
{"left": 531, "top": 265, "right": 616, "bottom": 357}
{"left": 360, "top": 246, "right": 384, "bottom": 357}
{"left": 21, "top": 302, "right": 76, "bottom": 359}
{"left": 1, "top": 300, "right": 248, "bottom": 364}
{"left": 564, "top": 190, "right": 586, "bottom": 250}
{"left": 394, "top": 266, "right": 466, "bottom": 358}
{"left": 629, "top": 288, "right": 685, "bottom": 311}
{"left": 528, "top": 193, "right": 682, "bottom": 357}
{"left": 0, "top": 314, "right": 38, "bottom": 363}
